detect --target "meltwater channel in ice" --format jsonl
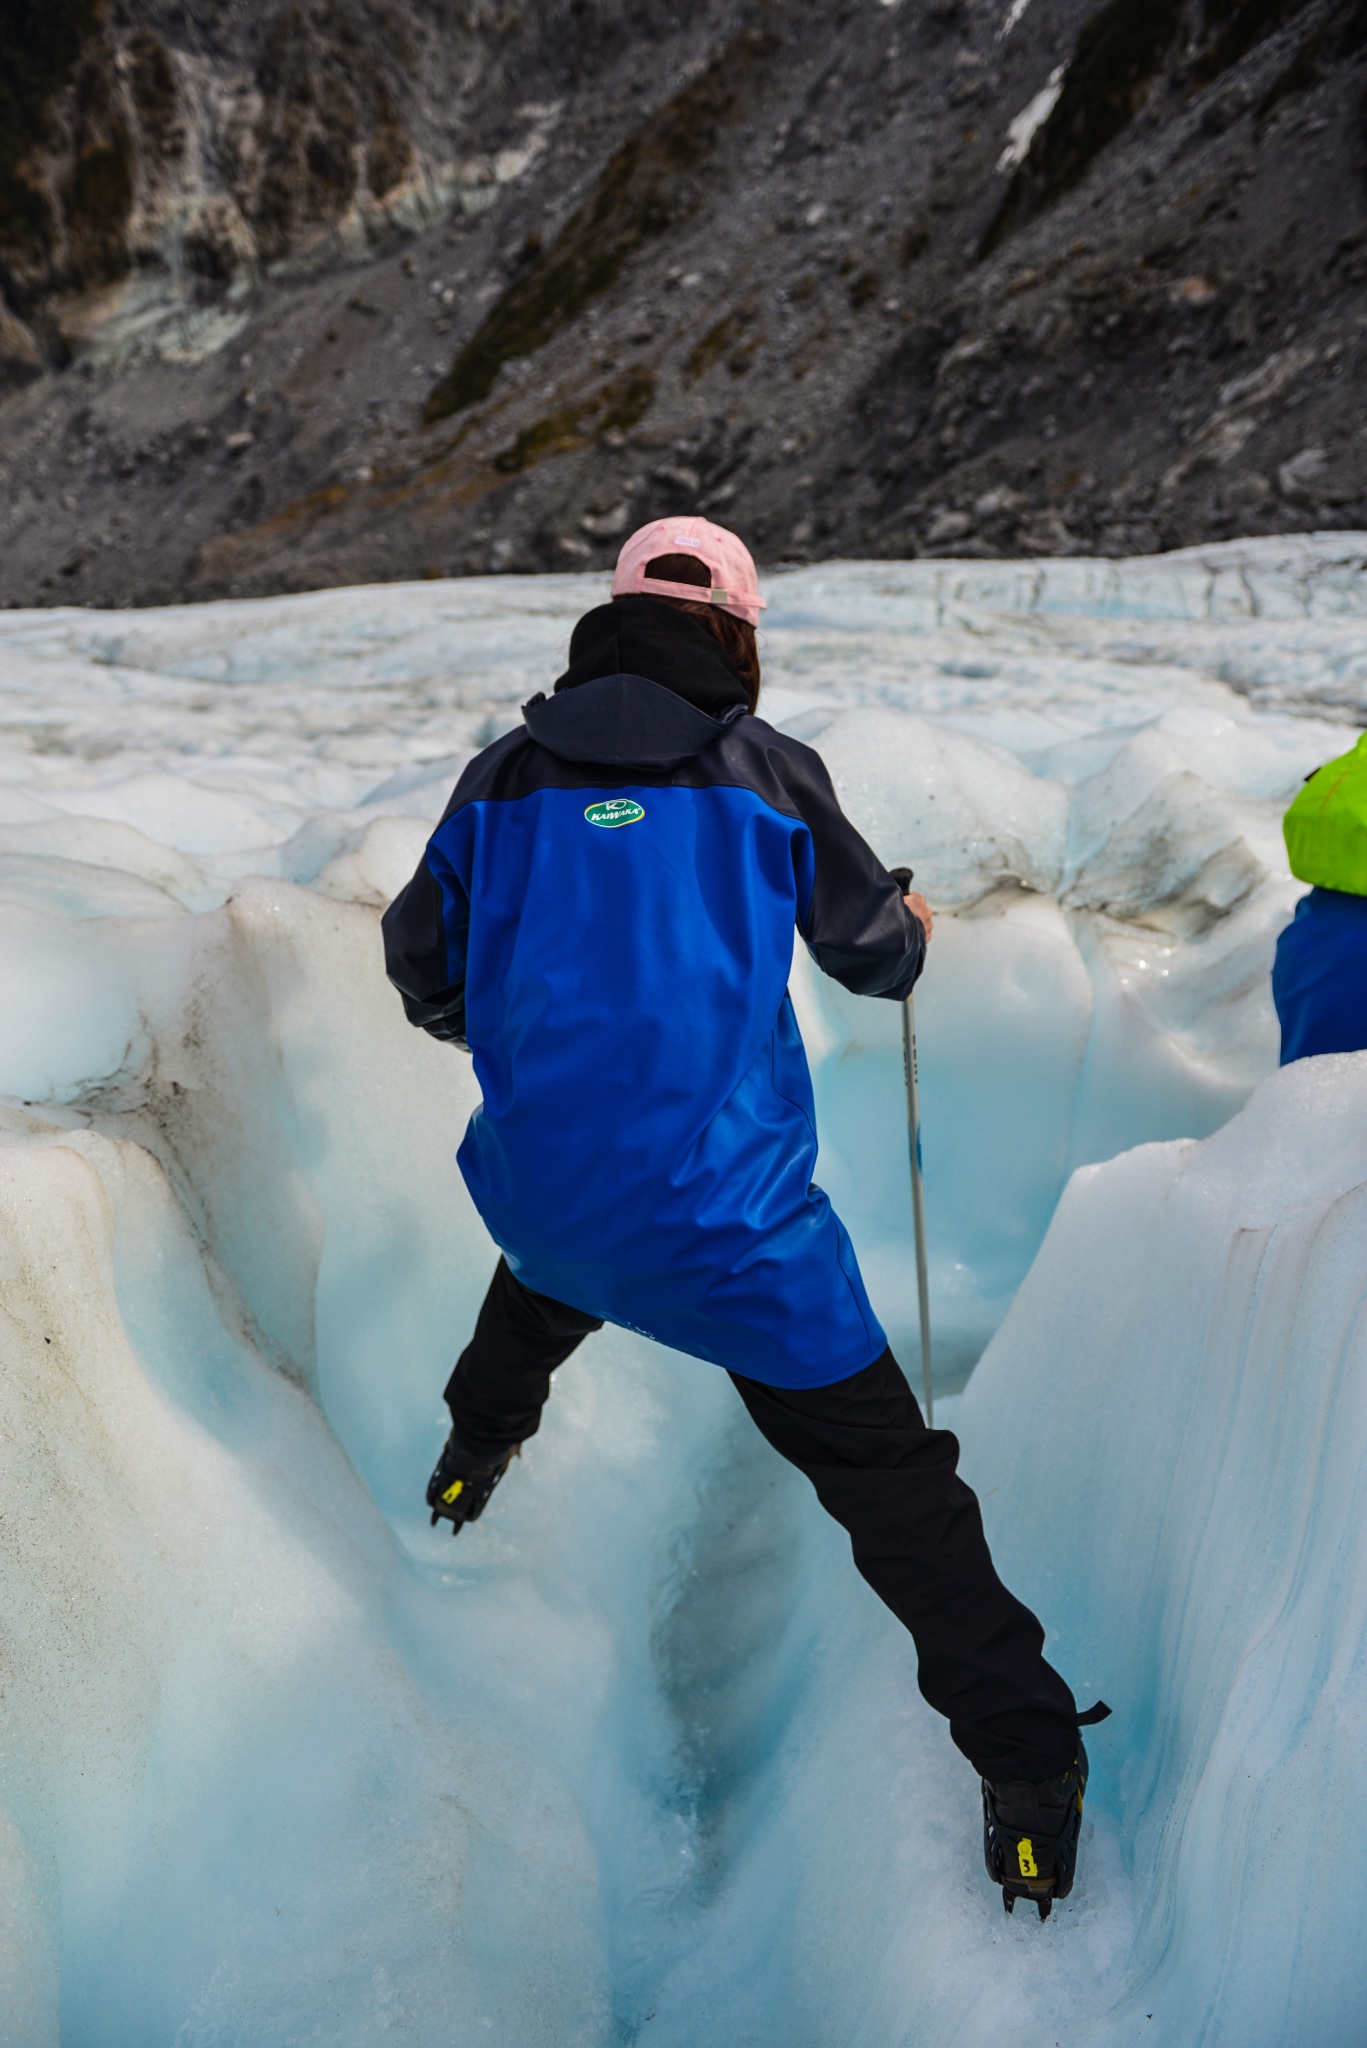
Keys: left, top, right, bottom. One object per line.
{"left": 0, "top": 534, "right": 1365, "bottom": 2045}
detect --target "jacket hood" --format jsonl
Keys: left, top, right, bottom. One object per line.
{"left": 522, "top": 671, "right": 744, "bottom": 769}
{"left": 522, "top": 594, "right": 750, "bottom": 769}
{"left": 552, "top": 595, "right": 750, "bottom": 717}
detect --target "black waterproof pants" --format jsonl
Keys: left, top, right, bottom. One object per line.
{"left": 445, "top": 1256, "right": 1082, "bottom": 1784}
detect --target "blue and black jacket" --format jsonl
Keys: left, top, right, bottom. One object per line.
{"left": 383, "top": 596, "right": 925, "bottom": 1389}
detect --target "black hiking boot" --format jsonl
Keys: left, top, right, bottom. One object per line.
{"left": 983, "top": 1740, "right": 1089, "bottom": 1922}
{"left": 426, "top": 1434, "right": 518, "bottom": 1535}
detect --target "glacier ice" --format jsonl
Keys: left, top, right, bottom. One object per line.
{"left": 0, "top": 534, "right": 1365, "bottom": 2042}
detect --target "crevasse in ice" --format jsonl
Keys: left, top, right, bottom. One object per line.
{"left": 0, "top": 534, "right": 1364, "bottom": 2044}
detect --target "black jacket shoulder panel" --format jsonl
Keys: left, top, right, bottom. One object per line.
{"left": 380, "top": 851, "right": 469, "bottom": 1045}
{"left": 433, "top": 723, "right": 532, "bottom": 823}
{"left": 711, "top": 721, "right": 925, "bottom": 1001}
{"left": 524, "top": 672, "right": 744, "bottom": 768}
{"left": 382, "top": 695, "right": 923, "bottom": 1040}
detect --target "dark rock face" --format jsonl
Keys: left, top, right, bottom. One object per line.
{"left": 0, "top": 0, "right": 1363, "bottom": 605}
{"left": 980, "top": 0, "right": 1188, "bottom": 255}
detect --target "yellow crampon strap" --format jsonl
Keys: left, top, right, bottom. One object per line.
{"left": 441, "top": 1479, "right": 465, "bottom": 1506}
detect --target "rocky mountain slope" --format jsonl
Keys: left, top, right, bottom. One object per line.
{"left": 0, "top": 0, "right": 1365, "bottom": 605}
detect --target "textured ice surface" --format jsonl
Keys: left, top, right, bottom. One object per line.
{"left": 0, "top": 535, "right": 1364, "bottom": 2042}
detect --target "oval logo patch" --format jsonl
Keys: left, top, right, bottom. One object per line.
{"left": 584, "top": 798, "right": 645, "bottom": 828}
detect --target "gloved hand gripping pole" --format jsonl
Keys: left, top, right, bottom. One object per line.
{"left": 890, "top": 866, "right": 933, "bottom": 1428}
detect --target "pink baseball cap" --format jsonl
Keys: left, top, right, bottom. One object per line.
{"left": 611, "top": 516, "right": 766, "bottom": 627}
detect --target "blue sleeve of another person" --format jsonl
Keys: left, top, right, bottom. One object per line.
{"left": 1272, "top": 887, "right": 1367, "bottom": 1064}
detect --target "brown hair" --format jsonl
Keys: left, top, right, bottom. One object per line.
{"left": 644, "top": 553, "right": 761, "bottom": 713}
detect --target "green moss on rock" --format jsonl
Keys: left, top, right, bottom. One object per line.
{"left": 424, "top": 22, "right": 777, "bottom": 425}
{"left": 685, "top": 305, "right": 759, "bottom": 381}
{"left": 490, "top": 371, "right": 656, "bottom": 474}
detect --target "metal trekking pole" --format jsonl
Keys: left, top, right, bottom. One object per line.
{"left": 890, "top": 867, "right": 933, "bottom": 1427}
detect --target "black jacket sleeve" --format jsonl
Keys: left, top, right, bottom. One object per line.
{"left": 775, "top": 737, "right": 926, "bottom": 1000}
{"left": 381, "top": 854, "right": 470, "bottom": 1046}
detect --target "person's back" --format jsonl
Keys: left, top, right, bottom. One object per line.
{"left": 383, "top": 519, "right": 1106, "bottom": 1918}
{"left": 386, "top": 587, "right": 909, "bottom": 1382}
{"left": 1275, "top": 733, "right": 1367, "bottom": 1064}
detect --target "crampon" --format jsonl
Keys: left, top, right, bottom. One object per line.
{"left": 982, "top": 1740, "right": 1090, "bottom": 1923}
{"left": 426, "top": 1436, "right": 519, "bottom": 1535}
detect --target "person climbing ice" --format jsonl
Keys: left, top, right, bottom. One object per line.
{"left": 1274, "top": 731, "right": 1367, "bottom": 1063}
{"left": 382, "top": 516, "right": 1108, "bottom": 1918}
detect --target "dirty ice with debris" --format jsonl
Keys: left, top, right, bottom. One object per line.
{"left": 1, "top": 535, "right": 1366, "bottom": 2045}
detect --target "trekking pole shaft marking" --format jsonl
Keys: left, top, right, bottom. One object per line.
{"left": 901, "top": 993, "right": 934, "bottom": 1428}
